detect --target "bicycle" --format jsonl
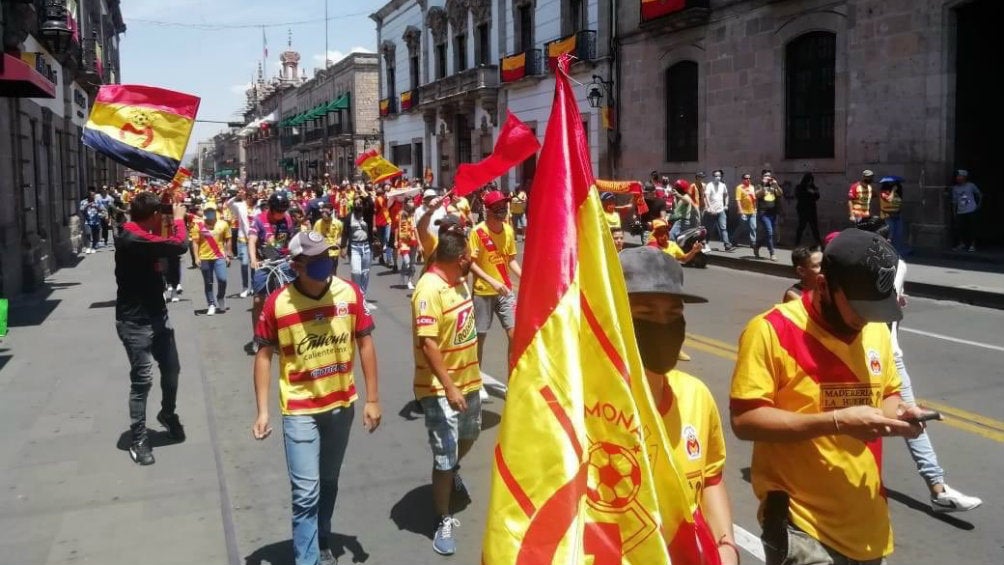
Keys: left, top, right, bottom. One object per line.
{"left": 257, "top": 256, "right": 296, "bottom": 295}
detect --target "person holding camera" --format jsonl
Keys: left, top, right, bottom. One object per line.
{"left": 115, "top": 193, "right": 191, "bottom": 465}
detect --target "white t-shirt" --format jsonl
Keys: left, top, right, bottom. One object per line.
{"left": 414, "top": 204, "right": 446, "bottom": 245}
{"left": 952, "top": 182, "right": 981, "bottom": 215}
{"left": 228, "top": 199, "right": 251, "bottom": 240}
{"left": 891, "top": 259, "right": 907, "bottom": 358}
{"left": 704, "top": 181, "right": 728, "bottom": 215}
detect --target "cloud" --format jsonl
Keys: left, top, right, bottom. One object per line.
{"left": 312, "top": 46, "right": 374, "bottom": 66}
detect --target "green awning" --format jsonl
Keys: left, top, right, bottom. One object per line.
{"left": 290, "top": 113, "right": 307, "bottom": 125}
{"left": 326, "top": 92, "right": 350, "bottom": 112}
{"left": 306, "top": 104, "right": 325, "bottom": 119}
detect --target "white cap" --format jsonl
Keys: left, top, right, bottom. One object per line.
{"left": 423, "top": 188, "right": 438, "bottom": 198}
{"left": 288, "top": 231, "right": 332, "bottom": 258}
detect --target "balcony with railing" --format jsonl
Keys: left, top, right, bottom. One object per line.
{"left": 416, "top": 65, "right": 499, "bottom": 107}
{"left": 327, "top": 122, "right": 347, "bottom": 137}
{"left": 500, "top": 49, "right": 542, "bottom": 84}
{"left": 304, "top": 127, "right": 325, "bottom": 143}
{"left": 639, "top": 0, "right": 710, "bottom": 30}
{"left": 400, "top": 89, "right": 417, "bottom": 112}
{"left": 79, "top": 37, "right": 104, "bottom": 83}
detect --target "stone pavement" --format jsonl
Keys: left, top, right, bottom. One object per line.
{"left": 0, "top": 246, "right": 232, "bottom": 565}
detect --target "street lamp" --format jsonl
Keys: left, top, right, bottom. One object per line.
{"left": 39, "top": 0, "right": 73, "bottom": 55}
{"left": 587, "top": 74, "right": 614, "bottom": 108}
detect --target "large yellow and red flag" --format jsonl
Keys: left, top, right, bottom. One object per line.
{"left": 355, "top": 148, "right": 404, "bottom": 184}
{"left": 482, "top": 55, "right": 717, "bottom": 565}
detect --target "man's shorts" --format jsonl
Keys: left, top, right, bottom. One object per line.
{"left": 252, "top": 262, "right": 297, "bottom": 296}
{"left": 420, "top": 390, "right": 482, "bottom": 471}
{"left": 473, "top": 293, "right": 515, "bottom": 334}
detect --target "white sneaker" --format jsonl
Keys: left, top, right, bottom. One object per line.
{"left": 931, "top": 485, "right": 982, "bottom": 513}
{"left": 968, "top": 245, "right": 976, "bottom": 253}
{"left": 175, "top": 283, "right": 183, "bottom": 295}
{"left": 407, "top": 281, "right": 415, "bottom": 290}
{"left": 206, "top": 304, "right": 216, "bottom": 316}
{"left": 168, "top": 287, "right": 179, "bottom": 302}
{"left": 239, "top": 288, "right": 251, "bottom": 298}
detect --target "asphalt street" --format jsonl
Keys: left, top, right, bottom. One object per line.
{"left": 1, "top": 247, "right": 1001, "bottom": 565}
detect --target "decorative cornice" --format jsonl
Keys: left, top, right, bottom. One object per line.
{"left": 403, "top": 25, "right": 422, "bottom": 54}
{"left": 446, "top": 0, "right": 469, "bottom": 33}
{"left": 470, "top": 0, "right": 491, "bottom": 25}
{"left": 426, "top": 6, "right": 449, "bottom": 44}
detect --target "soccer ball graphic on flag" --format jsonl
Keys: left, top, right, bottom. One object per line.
{"left": 586, "top": 441, "right": 643, "bottom": 510}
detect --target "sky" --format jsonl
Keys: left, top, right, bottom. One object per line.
{"left": 118, "top": 0, "right": 378, "bottom": 163}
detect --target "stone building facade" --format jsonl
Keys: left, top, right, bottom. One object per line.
{"left": 0, "top": 0, "right": 125, "bottom": 296}
{"left": 614, "top": 0, "right": 1000, "bottom": 248}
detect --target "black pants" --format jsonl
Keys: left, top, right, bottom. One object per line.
{"left": 101, "top": 218, "right": 112, "bottom": 245}
{"left": 955, "top": 212, "right": 976, "bottom": 247}
{"left": 165, "top": 256, "right": 181, "bottom": 288}
{"left": 795, "top": 208, "right": 821, "bottom": 246}
{"left": 116, "top": 313, "right": 181, "bottom": 439}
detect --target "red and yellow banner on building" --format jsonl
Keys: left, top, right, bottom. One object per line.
{"left": 501, "top": 52, "right": 527, "bottom": 83}
{"left": 482, "top": 54, "right": 716, "bottom": 565}
{"left": 81, "top": 84, "right": 201, "bottom": 180}
{"left": 400, "top": 90, "right": 413, "bottom": 112}
{"left": 546, "top": 35, "right": 577, "bottom": 71}
{"left": 641, "top": 0, "right": 688, "bottom": 22}
{"left": 379, "top": 98, "right": 390, "bottom": 117}
{"left": 355, "top": 148, "right": 403, "bottom": 184}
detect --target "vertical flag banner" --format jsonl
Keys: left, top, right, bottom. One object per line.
{"left": 82, "top": 85, "right": 201, "bottom": 180}
{"left": 501, "top": 52, "right": 527, "bottom": 83}
{"left": 482, "top": 54, "right": 715, "bottom": 565}
{"left": 641, "top": 0, "right": 688, "bottom": 22}
{"left": 452, "top": 111, "right": 540, "bottom": 197}
{"left": 355, "top": 148, "right": 403, "bottom": 184}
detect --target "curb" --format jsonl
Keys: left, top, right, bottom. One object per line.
{"left": 704, "top": 253, "right": 1004, "bottom": 311}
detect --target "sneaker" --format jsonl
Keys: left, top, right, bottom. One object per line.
{"left": 753, "top": 247, "right": 760, "bottom": 259}
{"left": 770, "top": 254, "right": 778, "bottom": 262}
{"left": 157, "top": 411, "right": 186, "bottom": 442}
{"left": 129, "top": 437, "right": 155, "bottom": 465}
{"left": 167, "top": 287, "right": 179, "bottom": 303}
{"left": 175, "top": 283, "right": 183, "bottom": 295}
{"left": 239, "top": 288, "right": 251, "bottom": 298}
{"left": 432, "top": 515, "right": 460, "bottom": 555}
{"left": 217, "top": 299, "right": 226, "bottom": 313}
{"left": 723, "top": 244, "right": 735, "bottom": 253}
{"left": 931, "top": 485, "right": 982, "bottom": 513}
{"left": 407, "top": 281, "right": 415, "bottom": 290}
{"left": 968, "top": 245, "right": 976, "bottom": 253}
{"left": 206, "top": 304, "right": 216, "bottom": 316}
{"left": 678, "top": 350, "right": 691, "bottom": 362}
{"left": 318, "top": 548, "right": 337, "bottom": 565}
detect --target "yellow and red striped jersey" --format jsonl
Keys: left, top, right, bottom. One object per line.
{"left": 189, "top": 219, "right": 230, "bottom": 261}
{"left": 411, "top": 268, "right": 481, "bottom": 400}
{"left": 255, "top": 278, "right": 375, "bottom": 415}
{"left": 469, "top": 222, "right": 517, "bottom": 296}
{"left": 730, "top": 293, "right": 901, "bottom": 561}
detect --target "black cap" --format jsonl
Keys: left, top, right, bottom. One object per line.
{"left": 435, "top": 214, "right": 464, "bottom": 236}
{"left": 822, "top": 229, "right": 902, "bottom": 322}
{"left": 619, "top": 247, "right": 707, "bottom": 303}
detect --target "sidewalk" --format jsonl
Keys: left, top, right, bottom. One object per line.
{"left": 0, "top": 248, "right": 232, "bottom": 565}
{"left": 700, "top": 243, "right": 1004, "bottom": 310}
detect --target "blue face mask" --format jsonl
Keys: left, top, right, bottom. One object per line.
{"left": 304, "top": 257, "right": 334, "bottom": 281}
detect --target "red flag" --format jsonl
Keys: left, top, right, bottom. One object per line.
{"left": 452, "top": 111, "right": 540, "bottom": 197}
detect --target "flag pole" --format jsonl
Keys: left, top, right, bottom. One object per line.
{"left": 324, "top": 0, "right": 330, "bottom": 67}
{"left": 261, "top": 26, "right": 267, "bottom": 78}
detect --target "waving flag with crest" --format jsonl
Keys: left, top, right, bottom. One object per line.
{"left": 82, "top": 85, "right": 200, "bottom": 180}
{"left": 482, "top": 55, "right": 718, "bottom": 565}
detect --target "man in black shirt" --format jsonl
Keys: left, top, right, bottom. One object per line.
{"left": 115, "top": 192, "right": 190, "bottom": 465}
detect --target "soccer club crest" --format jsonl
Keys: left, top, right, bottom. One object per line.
{"left": 682, "top": 425, "right": 701, "bottom": 460}
{"left": 867, "top": 349, "right": 882, "bottom": 375}
{"left": 453, "top": 306, "right": 476, "bottom": 345}
{"left": 335, "top": 301, "right": 349, "bottom": 318}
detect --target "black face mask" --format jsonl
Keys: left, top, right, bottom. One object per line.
{"left": 633, "top": 317, "right": 686, "bottom": 374}
{"left": 820, "top": 286, "right": 856, "bottom": 335}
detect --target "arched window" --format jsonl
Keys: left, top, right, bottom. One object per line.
{"left": 665, "top": 60, "right": 698, "bottom": 162}
{"left": 785, "top": 31, "right": 835, "bottom": 159}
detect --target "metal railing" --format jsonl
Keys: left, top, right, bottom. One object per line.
{"left": 417, "top": 65, "right": 499, "bottom": 106}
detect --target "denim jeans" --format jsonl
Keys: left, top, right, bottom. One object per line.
{"left": 116, "top": 313, "right": 180, "bottom": 439}
{"left": 199, "top": 259, "right": 228, "bottom": 307}
{"left": 235, "top": 241, "right": 250, "bottom": 289}
{"left": 885, "top": 215, "right": 906, "bottom": 255}
{"left": 669, "top": 218, "right": 691, "bottom": 241}
{"left": 399, "top": 247, "right": 416, "bottom": 283}
{"left": 706, "top": 211, "right": 731, "bottom": 247}
{"left": 757, "top": 212, "right": 777, "bottom": 254}
{"left": 283, "top": 405, "right": 355, "bottom": 565}
{"left": 737, "top": 214, "right": 757, "bottom": 247}
{"left": 350, "top": 241, "right": 371, "bottom": 297}
{"left": 895, "top": 352, "right": 945, "bottom": 486}
{"left": 377, "top": 224, "right": 392, "bottom": 264}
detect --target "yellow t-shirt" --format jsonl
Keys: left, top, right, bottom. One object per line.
{"left": 604, "top": 209, "right": 621, "bottom": 228}
{"left": 658, "top": 370, "right": 726, "bottom": 505}
{"left": 729, "top": 294, "right": 901, "bottom": 561}
{"left": 313, "top": 217, "right": 343, "bottom": 258}
{"left": 510, "top": 192, "right": 527, "bottom": 215}
{"left": 735, "top": 184, "right": 757, "bottom": 215}
{"left": 454, "top": 196, "right": 472, "bottom": 222}
{"left": 412, "top": 269, "right": 481, "bottom": 400}
{"left": 646, "top": 239, "right": 685, "bottom": 260}
{"left": 189, "top": 219, "right": 231, "bottom": 261}
{"left": 254, "top": 277, "right": 375, "bottom": 415}
{"left": 468, "top": 222, "right": 517, "bottom": 296}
